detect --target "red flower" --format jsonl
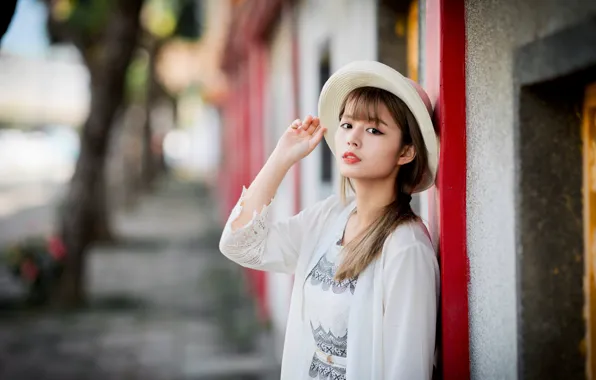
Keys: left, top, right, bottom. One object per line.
{"left": 21, "top": 259, "right": 39, "bottom": 282}
{"left": 47, "top": 236, "right": 67, "bottom": 260}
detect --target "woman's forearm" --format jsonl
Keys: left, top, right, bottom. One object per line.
{"left": 230, "top": 115, "right": 324, "bottom": 231}
{"left": 231, "top": 149, "right": 293, "bottom": 231}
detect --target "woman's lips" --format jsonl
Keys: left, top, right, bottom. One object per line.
{"left": 342, "top": 152, "right": 361, "bottom": 164}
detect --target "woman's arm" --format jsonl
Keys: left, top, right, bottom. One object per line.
{"left": 219, "top": 116, "right": 328, "bottom": 273}
{"left": 230, "top": 148, "right": 292, "bottom": 232}
{"left": 231, "top": 116, "right": 323, "bottom": 230}
{"left": 382, "top": 240, "right": 439, "bottom": 379}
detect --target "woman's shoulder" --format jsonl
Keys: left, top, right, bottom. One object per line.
{"left": 384, "top": 219, "right": 435, "bottom": 256}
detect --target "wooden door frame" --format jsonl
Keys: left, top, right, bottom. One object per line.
{"left": 583, "top": 82, "right": 596, "bottom": 379}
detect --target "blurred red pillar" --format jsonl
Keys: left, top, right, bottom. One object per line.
{"left": 219, "top": 0, "right": 285, "bottom": 324}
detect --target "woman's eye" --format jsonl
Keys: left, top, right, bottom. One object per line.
{"left": 366, "top": 128, "right": 383, "bottom": 135}
{"left": 340, "top": 123, "right": 352, "bottom": 129}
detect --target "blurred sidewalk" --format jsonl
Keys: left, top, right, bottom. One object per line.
{"left": 0, "top": 178, "right": 279, "bottom": 380}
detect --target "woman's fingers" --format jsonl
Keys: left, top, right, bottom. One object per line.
{"left": 309, "top": 125, "right": 327, "bottom": 150}
{"left": 302, "top": 116, "right": 318, "bottom": 135}
{"left": 301, "top": 115, "right": 313, "bottom": 133}
{"left": 289, "top": 115, "right": 319, "bottom": 136}
{"left": 290, "top": 119, "right": 302, "bottom": 130}
{"left": 307, "top": 117, "right": 320, "bottom": 135}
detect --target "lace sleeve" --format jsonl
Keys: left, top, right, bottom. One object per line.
{"left": 219, "top": 187, "right": 274, "bottom": 267}
{"left": 219, "top": 187, "right": 341, "bottom": 274}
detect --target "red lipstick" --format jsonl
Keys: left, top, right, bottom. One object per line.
{"left": 341, "top": 152, "right": 361, "bottom": 164}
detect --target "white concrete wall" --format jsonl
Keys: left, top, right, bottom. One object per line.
{"left": 465, "top": 1, "right": 596, "bottom": 378}
{"left": 263, "top": 9, "right": 298, "bottom": 361}
{"left": 297, "top": 0, "right": 377, "bottom": 209}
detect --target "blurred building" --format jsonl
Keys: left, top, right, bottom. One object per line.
{"left": 0, "top": 0, "right": 89, "bottom": 127}
{"left": 155, "top": 0, "right": 229, "bottom": 184}
{"left": 0, "top": 53, "right": 89, "bottom": 126}
{"left": 210, "top": 0, "right": 596, "bottom": 379}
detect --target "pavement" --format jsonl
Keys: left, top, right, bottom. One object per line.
{"left": 0, "top": 178, "right": 279, "bottom": 379}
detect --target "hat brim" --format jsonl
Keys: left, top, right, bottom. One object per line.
{"left": 317, "top": 61, "right": 438, "bottom": 193}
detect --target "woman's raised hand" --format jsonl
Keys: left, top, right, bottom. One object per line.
{"left": 274, "top": 115, "right": 327, "bottom": 167}
{"left": 230, "top": 116, "right": 326, "bottom": 230}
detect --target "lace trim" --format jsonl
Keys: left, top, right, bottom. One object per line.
{"left": 219, "top": 187, "right": 274, "bottom": 266}
{"left": 311, "top": 323, "right": 348, "bottom": 357}
{"left": 309, "top": 354, "right": 346, "bottom": 380}
{"left": 308, "top": 254, "right": 358, "bottom": 295}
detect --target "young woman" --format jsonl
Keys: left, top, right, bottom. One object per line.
{"left": 219, "top": 61, "right": 439, "bottom": 380}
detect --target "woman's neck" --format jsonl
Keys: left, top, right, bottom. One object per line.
{"left": 351, "top": 178, "right": 396, "bottom": 228}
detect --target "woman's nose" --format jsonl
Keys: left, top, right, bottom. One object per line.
{"left": 347, "top": 132, "right": 360, "bottom": 147}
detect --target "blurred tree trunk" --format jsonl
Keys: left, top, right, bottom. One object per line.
{"left": 55, "top": 0, "right": 144, "bottom": 306}
{"left": 92, "top": 167, "right": 113, "bottom": 242}
{"left": 141, "top": 36, "right": 174, "bottom": 190}
{"left": 141, "top": 38, "right": 161, "bottom": 190}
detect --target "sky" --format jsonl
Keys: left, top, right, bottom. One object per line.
{"left": 1, "top": 0, "right": 50, "bottom": 57}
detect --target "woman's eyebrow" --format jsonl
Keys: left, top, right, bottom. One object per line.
{"left": 342, "top": 114, "right": 389, "bottom": 127}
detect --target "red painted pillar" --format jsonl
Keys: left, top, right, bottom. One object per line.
{"left": 236, "top": 78, "right": 245, "bottom": 201}
{"left": 246, "top": 46, "right": 269, "bottom": 322}
{"left": 425, "top": 0, "right": 470, "bottom": 378}
{"left": 249, "top": 45, "right": 267, "bottom": 179}
{"left": 290, "top": 5, "right": 301, "bottom": 214}
{"left": 233, "top": 81, "right": 243, "bottom": 203}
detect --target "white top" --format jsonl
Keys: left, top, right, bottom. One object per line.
{"left": 219, "top": 188, "right": 439, "bottom": 380}
{"left": 305, "top": 242, "right": 356, "bottom": 380}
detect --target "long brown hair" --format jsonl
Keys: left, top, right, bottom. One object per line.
{"left": 335, "top": 86, "right": 429, "bottom": 281}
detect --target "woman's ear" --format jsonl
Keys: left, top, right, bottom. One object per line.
{"left": 397, "top": 145, "right": 416, "bottom": 166}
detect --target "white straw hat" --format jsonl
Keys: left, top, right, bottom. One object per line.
{"left": 317, "top": 60, "right": 438, "bottom": 193}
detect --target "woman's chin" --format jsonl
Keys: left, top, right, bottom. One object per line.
{"left": 338, "top": 166, "right": 365, "bottom": 179}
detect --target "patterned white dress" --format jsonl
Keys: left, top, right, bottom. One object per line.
{"left": 218, "top": 191, "right": 439, "bottom": 379}
{"left": 304, "top": 236, "right": 357, "bottom": 380}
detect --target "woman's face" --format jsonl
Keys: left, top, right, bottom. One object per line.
{"left": 334, "top": 100, "right": 414, "bottom": 181}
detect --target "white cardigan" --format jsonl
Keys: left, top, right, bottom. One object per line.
{"left": 219, "top": 189, "right": 439, "bottom": 379}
